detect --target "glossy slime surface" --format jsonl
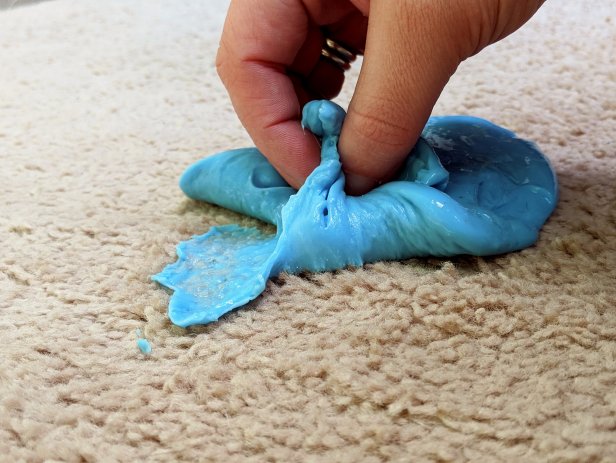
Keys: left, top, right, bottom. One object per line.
{"left": 153, "top": 101, "right": 557, "bottom": 327}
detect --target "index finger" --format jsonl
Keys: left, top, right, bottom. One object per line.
{"left": 216, "top": 0, "right": 322, "bottom": 188}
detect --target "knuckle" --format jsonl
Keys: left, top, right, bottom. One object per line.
{"left": 347, "top": 105, "right": 411, "bottom": 150}
{"left": 215, "top": 57, "right": 226, "bottom": 80}
{"left": 215, "top": 43, "right": 230, "bottom": 80}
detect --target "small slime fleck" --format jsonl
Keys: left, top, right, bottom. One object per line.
{"left": 135, "top": 329, "right": 152, "bottom": 355}
{"left": 137, "top": 338, "right": 152, "bottom": 355}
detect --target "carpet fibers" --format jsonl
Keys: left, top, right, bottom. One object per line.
{"left": 1, "top": 1, "right": 615, "bottom": 461}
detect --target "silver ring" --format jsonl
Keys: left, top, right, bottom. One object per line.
{"left": 321, "top": 38, "right": 358, "bottom": 71}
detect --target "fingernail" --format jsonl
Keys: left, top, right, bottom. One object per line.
{"left": 344, "top": 172, "right": 377, "bottom": 196}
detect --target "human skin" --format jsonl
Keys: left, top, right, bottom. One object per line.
{"left": 216, "top": 0, "right": 545, "bottom": 195}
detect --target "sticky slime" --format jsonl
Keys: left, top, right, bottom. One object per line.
{"left": 153, "top": 100, "right": 557, "bottom": 327}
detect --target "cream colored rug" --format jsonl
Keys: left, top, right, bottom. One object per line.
{"left": 1, "top": 1, "right": 615, "bottom": 461}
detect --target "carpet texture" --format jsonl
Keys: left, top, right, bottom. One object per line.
{"left": 1, "top": 1, "right": 615, "bottom": 461}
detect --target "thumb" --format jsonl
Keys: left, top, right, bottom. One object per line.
{"left": 339, "top": 0, "right": 465, "bottom": 195}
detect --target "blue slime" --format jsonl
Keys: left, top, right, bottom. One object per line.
{"left": 137, "top": 338, "right": 152, "bottom": 355}
{"left": 153, "top": 100, "right": 557, "bottom": 327}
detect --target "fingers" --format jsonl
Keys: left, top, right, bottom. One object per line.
{"left": 339, "top": 0, "right": 546, "bottom": 195}
{"left": 218, "top": 0, "right": 374, "bottom": 189}
{"left": 339, "top": 0, "right": 463, "bottom": 195}
{"left": 218, "top": 0, "right": 543, "bottom": 194}
{"left": 218, "top": 0, "right": 368, "bottom": 189}
{"left": 217, "top": 0, "right": 323, "bottom": 189}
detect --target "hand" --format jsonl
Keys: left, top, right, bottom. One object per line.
{"left": 216, "top": 0, "right": 545, "bottom": 195}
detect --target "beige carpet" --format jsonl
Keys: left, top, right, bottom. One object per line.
{"left": 1, "top": 1, "right": 615, "bottom": 461}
